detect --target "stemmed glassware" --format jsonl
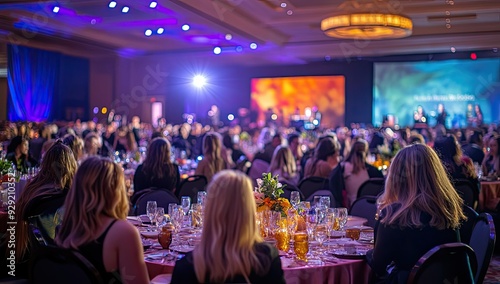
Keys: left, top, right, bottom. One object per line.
{"left": 334, "top": 207, "right": 348, "bottom": 236}
{"left": 181, "top": 196, "right": 191, "bottom": 216}
{"left": 290, "top": 191, "right": 301, "bottom": 209}
{"left": 156, "top": 207, "right": 165, "bottom": 229}
{"left": 146, "top": 201, "right": 157, "bottom": 230}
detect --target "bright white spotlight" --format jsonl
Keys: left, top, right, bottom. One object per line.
{"left": 213, "top": 47, "right": 222, "bottom": 55}
{"left": 193, "top": 75, "right": 207, "bottom": 88}
{"left": 271, "top": 114, "right": 278, "bottom": 120}
{"left": 250, "top": 42, "right": 258, "bottom": 49}
{"left": 157, "top": 28, "right": 164, "bottom": 34}
{"left": 122, "top": 6, "right": 129, "bottom": 13}
{"left": 145, "top": 29, "right": 153, "bottom": 36}
{"left": 53, "top": 6, "right": 60, "bottom": 13}
{"left": 225, "top": 34, "right": 232, "bottom": 40}
{"left": 228, "top": 114, "right": 235, "bottom": 121}
{"left": 108, "top": 1, "right": 117, "bottom": 8}
{"left": 149, "top": 1, "right": 158, "bottom": 8}
{"left": 182, "top": 24, "right": 190, "bottom": 31}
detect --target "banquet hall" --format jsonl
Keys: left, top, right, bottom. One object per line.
{"left": 0, "top": 0, "right": 500, "bottom": 283}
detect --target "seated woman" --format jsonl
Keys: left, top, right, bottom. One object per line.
{"left": 171, "top": 170, "right": 285, "bottom": 283}
{"left": 5, "top": 136, "right": 35, "bottom": 173}
{"left": 268, "top": 146, "right": 300, "bottom": 187}
{"left": 329, "top": 139, "right": 383, "bottom": 208}
{"left": 62, "top": 134, "right": 84, "bottom": 163}
{"left": 133, "top": 137, "right": 180, "bottom": 198}
{"left": 366, "top": 144, "right": 465, "bottom": 283}
{"left": 195, "top": 132, "right": 226, "bottom": 183}
{"left": 433, "top": 134, "right": 479, "bottom": 187}
{"left": 14, "top": 141, "right": 78, "bottom": 278}
{"left": 482, "top": 135, "right": 500, "bottom": 177}
{"left": 55, "top": 157, "right": 149, "bottom": 284}
{"left": 303, "top": 136, "right": 340, "bottom": 179}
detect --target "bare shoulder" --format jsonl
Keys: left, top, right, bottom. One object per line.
{"left": 108, "top": 219, "right": 141, "bottom": 239}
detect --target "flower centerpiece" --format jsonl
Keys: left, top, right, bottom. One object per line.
{"left": 254, "top": 173, "right": 291, "bottom": 217}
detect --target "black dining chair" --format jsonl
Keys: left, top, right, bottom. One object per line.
{"left": 348, "top": 196, "right": 378, "bottom": 228}
{"left": 30, "top": 246, "right": 105, "bottom": 284}
{"left": 453, "top": 179, "right": 479, "bottom": 210}
{"left": 357, "top": 178, "right": 385, "bottom": 198}
{"left": 469, "top": 212, "right": 496, "bottom": 284}
{"left": 133, "top": 188, "right": 179, "bottom": 215}
{"left": 460, "top": 205, "right": 478, "bottom": 245}
{"left": 298, "top": 176, "right": 329, "bottom": 200}
{"left": 176, "top": 175, "right": 208, "bottom": 202}
{"left": 407, "top": 242, "right": 477, "bottom": 284}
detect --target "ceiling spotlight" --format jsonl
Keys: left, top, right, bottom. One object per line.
{"left": 53, "top": 6, "right": 60, "bottom": 13}
{"left": 287, "top": 10, "right": 293, "bottom": 15}
{"left": 149, "top": 1, "right": 158, "bottom": 8}
{"left": 450, "top": 47, "right": 456, "bottom": 53}
{"left": 213, "top": 47, "right": 222, "bottom": 55}
{"left": 182, "top": 24, "right": 190, "bottom": 31}
{"left": 225, "top": 34, "right": 232, "bottom": 40}
{"left": 108, "top": 1, "right": 117, "bottom": 8}
{"left": 193, "top": 75, "right": 207, "bottom": 88}
{"left": 281, "top": 2, "right": 287, "bottom": 8}
{"left": 145, "top": 29, "right": 153, "bottom": 36}
{"left": 122, "top": 6, "right": 129, "bottom": 13}
{"left": 235, "top": 46, "right": 243, "bottom": 52}
{"left": 157, "top": 28, "right": 164, "bottom": 34}
{"left": 228, "top": 114, "right": 235, "bottom": 121}
{"left": 249, "top": 43, "right": 258, "bottom": 50}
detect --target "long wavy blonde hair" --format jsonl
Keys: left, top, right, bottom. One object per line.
{"left": 193, "top": 170, "right": 268, "bottom": 283}
{"left": 378, "top": 143, "right": 465, "bottom": 230}
{"left": 55, "top": 156, "right": 129, "bottom": 249}
{"left": 15, "top": 141, "right": 77, "bottom": 260}
{"left": 202, "top": 132, "right": 225, "bottom": 173}
{"left": 269, "top": 146, "right": 297, "bottom": 181}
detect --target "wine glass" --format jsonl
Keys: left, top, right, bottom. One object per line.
{"left": 290, "top": 191, "right": 301, "bottom": 209}
{"left": 335, "top": 207, "right": 348, "bottom": 235}
{"left": 156, "top": 207, "right": 165, "bottom": 229}
{"left": 181, "top": 196, "right": 191, "bottom": 216}
{"left": 197, "top": 191, "right": 207, "bottom": 206}
{"left": 319, "top": 196, "right": 330, "bottom": 209}
{"left": 315, "top": 224, "right": 328, "bottom": 255}
{"left": 146, "top": 201, "right": 157, "bottom": 230}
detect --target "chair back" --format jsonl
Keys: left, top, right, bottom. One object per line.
{"left": 134, "top": 188, "right": 179, "bottom": 215}
{"left": 407, "top": 242, "right": 477, "bottom": 284}
{"left": 460, "top": 205, "right": 478, "bottom": 244}
{"left": 348, "top": 196, "right": 378, "bottom": 228}
{"left": 280, "top": 182, "right": 305, "bottom": 201}
{"left": 298, "top": 176, "right": 329, "bottom": 200}
{"left": 305, "top": 190, "right": 335, "bottom": 208}
{"left": 248, "top": 159, "right": 270, "bottom": 182}
{"left": 357, "top": 178, "right": 385, "bottom": 198}
{"left": 176, "top": 175, "right": 208, "bottom": 202}
{"left": 469, "top": 212, "right": 496, "bottom": 284}
{"left": 454, "top": 179, "right": 479, "bottom": 210}
{"left": 30, "top": 246, "right": 105, "bottom": 284}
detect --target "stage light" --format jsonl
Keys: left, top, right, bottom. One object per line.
{"left": 450, "top": 47, "right": 456, "bottom": 53}
{"left": 250, "top": 43, "right": 257, "bottom": 49}
{"left": 108, "top": 1, "right": 117, "bottom": 8}
{"left": 93, "top": 107, "right": 99, "bottom": 114}
{"left": 53, "top": 6, "right": 60, "bottom": 13}
{"left": 313, "top": 119, "right": 319, "bottom": 126}
{"left": 281, "top": 2, "right": 287, "bottom": 8}
{"left": 193, "top": 75, "right": 207, "bottom": 88}
{"left": 325, "top": 55, "right": 331, "bottom": 61}
{"left": 182, "top": 24, "right": 190, "bottom": 31}
{"left": 149, "top": 1, "right": 158, "bottom": 8}
{"left": 122, "top": 6, "right": 129, "bottom": 13}
{"left": 145, "top": 29, "right": 152, "bottom": 36}
{"left": 101, "top": 107, "right": 108, "bottom": 114}
{"left": 228, "top": 114, "right": 235, "bottom": 121}
{"left": 236, "top": 46, "right": 243, "bottom": 52}
{"left": 287, "top": 10, "right": 293, "bottom": 15}
{"left": 271, "top": 114, "right": 278, "bottom": 120}
{"left": 157, "top": 28, "right": 164, "bottom": 34}
{"left": 213, "top": 47, "right": 222, "bottom": 54}
{"left": 225, "top": 34, "right": 232, "bottom": 40}
{"left": 470, "top": 53, "right": 477, "bottom": 60}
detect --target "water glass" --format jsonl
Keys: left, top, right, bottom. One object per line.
{"left": 168, "top": 203, "right": 177, "bottom": 216}
{"left": 146, "top": 201, "right": 157, "bottom": 228}
{"left": 156, "top": 207, "right": 165, "bottom": 228}
{"left": 197, "top": 191, "right": 207, "bottom": 205}
{"left": 191, "top": 203, "right": 203, "bottom": 228}
{"left": 313, "top": 196, "right": 321, "bottom": 209}
{"left": 290, "top": 191, "right": 301, "bottom": 209}
{"left": 334, "top": 207, "right": 348, "bottom": 231}
{"left": 181, "top": 196, "right": 191, "bottom": 215}
{"left": 319, "top": 196, "right": 331, "bottom": 209}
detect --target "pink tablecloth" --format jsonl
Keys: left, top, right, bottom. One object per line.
{"left": 478, "top": 181, "right": 500, "bottom": 211}
{"left": 145, "top": 254, "right": 371, "bottom": 284}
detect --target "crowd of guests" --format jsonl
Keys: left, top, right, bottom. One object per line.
{"left": 1, "top": 116, "right": 500, "bottom": 282}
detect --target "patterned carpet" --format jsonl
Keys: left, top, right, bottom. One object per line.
{"left": 484, "top": 253, "right": 500, "bottom": 284}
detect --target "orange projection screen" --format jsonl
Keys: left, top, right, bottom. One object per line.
{"left": 251, "top": 76, "right": 345, "bottom": 128}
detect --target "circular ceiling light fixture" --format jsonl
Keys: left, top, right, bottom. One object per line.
{"left": 321, "top": 0, "right": 413, "bottom": 40}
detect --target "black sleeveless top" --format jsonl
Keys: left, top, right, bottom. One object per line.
{"left": 78, "top": 220, "right": 122, "bottom": 283}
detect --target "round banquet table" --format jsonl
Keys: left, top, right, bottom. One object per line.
{"left": 478, "top": 180, "right": 500, "bottom": 211}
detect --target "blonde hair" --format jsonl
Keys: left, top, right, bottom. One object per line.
{"left": 55, "top": 156, "right": 129, "bottom": 249}
{"left": 16, "top": 141, "right": 78, "bottom": 260}
{"left": 269, "top": 146, "right": 297, "bottom": 181}
{"left": 378, "top": 144, "right": 465, "bottom": 230}
{"left": 202, "top": 132, "right": 225, "bottom": 174}
{"left": 193, "top": 170, "right": 268, "bottom": 283}
{"left": 63, "top": 134, "right": 84, "bottom": 161}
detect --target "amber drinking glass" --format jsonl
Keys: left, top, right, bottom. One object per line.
{"left": 294, "top": 232, "right": 309, "bottom": 261}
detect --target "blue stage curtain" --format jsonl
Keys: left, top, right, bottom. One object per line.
{"left": 7, "top": 45, "right": 59, "bottom": 121}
